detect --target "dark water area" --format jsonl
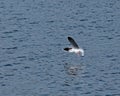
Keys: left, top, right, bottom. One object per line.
{"left": 0, "top": 0, "right": 120, "bottom": 96}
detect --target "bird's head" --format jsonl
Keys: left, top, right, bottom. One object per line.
{"left": 78, "top": 49, "right": 84, "bottom": 56}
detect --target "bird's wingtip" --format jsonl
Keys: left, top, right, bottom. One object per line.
{"left": 64, "top": 48, "right": 71, "bottom": 51}
{"left": 68, "top": 36, "right": 72, "bottom": 40}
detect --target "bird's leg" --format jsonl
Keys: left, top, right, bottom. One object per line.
{"left": 77, "top": 51, "right": 80, "bottom": 56}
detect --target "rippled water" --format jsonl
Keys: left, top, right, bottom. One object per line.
{"left": 0, "top": 0, "right": 120, "bottom": 96}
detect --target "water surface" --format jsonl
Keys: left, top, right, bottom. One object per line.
{"left": 0, "top": 0, "right": 120, "bottom": 96}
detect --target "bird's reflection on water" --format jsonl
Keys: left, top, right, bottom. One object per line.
{"left": 64, "top": 63, "right": 85, "bottom": 76}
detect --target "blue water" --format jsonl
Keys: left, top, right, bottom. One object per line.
{"left": 0, "top": 0, "right": 120, "bottom": 96}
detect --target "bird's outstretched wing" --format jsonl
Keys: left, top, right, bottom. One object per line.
{"left": 68, "top": 37, "right": 79, "bottom": 48}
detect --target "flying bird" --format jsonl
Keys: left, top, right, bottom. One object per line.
{"left": 64, "top": 37, "right": 84, "bottom": 56}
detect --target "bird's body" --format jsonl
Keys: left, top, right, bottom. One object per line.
{"left": 64, "top": 37, "right": 84, "bottom": 56}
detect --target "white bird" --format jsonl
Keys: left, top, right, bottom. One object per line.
{"left": 64, "top": 37, "right": 84, "bottom": 56}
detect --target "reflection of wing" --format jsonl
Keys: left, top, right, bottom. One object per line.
{"left": 68, "top": 37, "right": 79, "bottom": 48}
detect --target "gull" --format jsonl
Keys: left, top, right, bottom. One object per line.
{"left": 64, "top": 37, "right": 84, "bottom": 56}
